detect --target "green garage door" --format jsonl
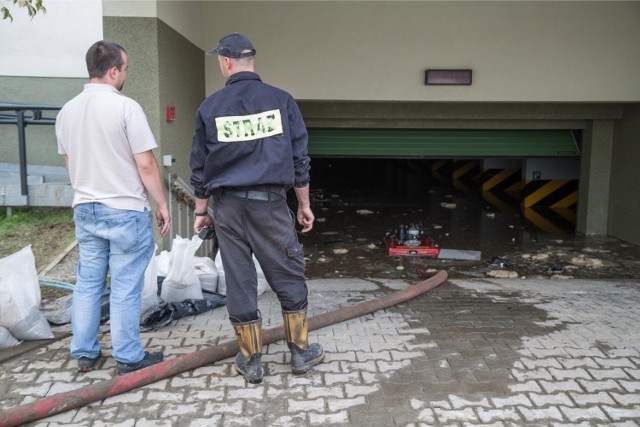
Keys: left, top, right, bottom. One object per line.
{"left": 307, "top": 129, "right": 579, "bottom": 158}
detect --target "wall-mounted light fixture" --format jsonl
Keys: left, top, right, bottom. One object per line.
{"left": 425, "top": 69, "right": 472, "bottom": 86}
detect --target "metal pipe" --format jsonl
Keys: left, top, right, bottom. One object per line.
{"left": 16, "top": 110, "right": 28, "bottom": 197}
{"left": 0, "top": 270, "right": 447, "bottom": 427}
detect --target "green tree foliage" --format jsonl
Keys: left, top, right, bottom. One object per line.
{"left": 2, "top": 0, "right": 46, "bottom": 22}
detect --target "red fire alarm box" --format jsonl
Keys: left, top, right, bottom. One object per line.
{"left": 166, "top": 106, "right": 176, "bottom": 122}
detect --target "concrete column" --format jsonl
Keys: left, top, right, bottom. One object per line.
{"left": 576, "top": 120, "right": 614, "bottom": 235}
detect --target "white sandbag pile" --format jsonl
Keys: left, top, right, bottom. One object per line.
{"left": 155, "top": 235, "right": 221, "bottom": 303}
{"left": 215, "top": 251, "right": 268, "bottom": 296}
{"left": 0, "top": 246, "right": 54, "bottom": 349}
{"left": 194, "top": 257, "right": 218, "bottom": 293}
{"left": 141, "top": 244, "right": 160, "bottom": 315}
{"left": 160, "top": 235, "right": 205, "bottom": 303}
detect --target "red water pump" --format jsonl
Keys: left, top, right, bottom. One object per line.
{"left": 384, "top": 224, "right": 440, "bottom": 257}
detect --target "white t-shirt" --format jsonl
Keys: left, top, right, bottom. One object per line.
{"left": 56, "top": 83, "right": 158, "bottom": 211}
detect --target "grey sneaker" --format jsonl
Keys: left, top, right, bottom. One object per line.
{"left": 77, "top": 351, "right": 101, "bottom": 373}
{"left": 116, "top": 351, "right": 163, "bottom": 375}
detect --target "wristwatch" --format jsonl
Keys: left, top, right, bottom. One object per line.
{"left": 194, "top": 211, "right": 208, "bottom": 217}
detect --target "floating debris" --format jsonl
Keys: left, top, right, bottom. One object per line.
{"left": 440, "top": 202, "right": 457, "bottom": 209}
{"left": 488, "top": 256, "right": 508, "bottom": 268}
{"left": 583, "top": 247, "right": 611, "bottom": 254}
{"left": 316, "top": 218, "right": 326, "bottom": 223}
{"left": 356, "top": 209, "right": 375, "bottom": 215}
{"left": 486, "top": 213, "right": 496, "bottom": 219}
{"left": 550, "top": 274, "right": 574, "bottom": 280}
{"left": 486, "top": 270, "right": 518, "bottom": 278}
{"left": 432, "top": 224, "right": 443, "bottom": 229}
{"left": 333, "top": 248, "right": 349, "bottom": 255}
{"left": 532, "top": 253, "right": 550, "bottom": 261}
{"left": 570, "top": 255, "right": 603, "bottom": 268}
{"left": 547, "top": 266, "right": 565, "bottom": 274}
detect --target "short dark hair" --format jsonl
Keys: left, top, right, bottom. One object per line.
{"left": 86, "top": 40, "right": 126, "bottom": 78}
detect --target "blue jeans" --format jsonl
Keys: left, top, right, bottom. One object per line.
{"left": 70, "top": 203, "right": 154, "bottom": 364}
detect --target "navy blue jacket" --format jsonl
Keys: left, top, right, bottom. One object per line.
{"left": 190, "top": 71, "right": 310, "bottom": 199}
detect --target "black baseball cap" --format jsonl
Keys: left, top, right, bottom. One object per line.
{"left": 206, "top": 32, "right": 256, "bottom": 58}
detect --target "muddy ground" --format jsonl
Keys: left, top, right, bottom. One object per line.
{"left": 0, "top": 220, "right": 75, "bottom": 274}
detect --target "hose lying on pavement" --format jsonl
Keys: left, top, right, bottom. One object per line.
{"left": 0, "top": 270, "right": 447, "bottom": 427}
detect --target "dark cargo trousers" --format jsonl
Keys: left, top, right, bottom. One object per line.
{"left": 212, "top": 189, "right": 309, "bottom": 322}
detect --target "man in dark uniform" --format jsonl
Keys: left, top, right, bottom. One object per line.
{"left": 190, "top": 32, "right": 324, "bottom": 384}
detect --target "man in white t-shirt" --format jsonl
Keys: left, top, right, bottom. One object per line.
{"left": 56, "top": 40, "right": 171, "bottom": 375}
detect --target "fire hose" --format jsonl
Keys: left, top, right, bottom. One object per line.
{"left": 0, "top": 270, "right": 447, "bottom": 427}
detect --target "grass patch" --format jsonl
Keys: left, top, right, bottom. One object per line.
{"left": 0, "top": 207, "right": 76, "bottom": 272}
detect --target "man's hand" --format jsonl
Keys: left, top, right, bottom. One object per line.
{"left": 294, "top": 185, "right": 314, "bottom": 233}
{"left": 194, "top": 214, "right": 214, "bottom": 234}
{"left": 156, "top": 204, "right": 171, "bottom": 237}
{"left": 193, "top": 197, "right": 213, "bottom": 234}
{"left": 297, "top": 205, "right": 314, "bottom": 233}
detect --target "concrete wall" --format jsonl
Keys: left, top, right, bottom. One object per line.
{"left": 201, "top": 1, "right": 640, "bottom": 102}
{"left": 609, "top": 104, "right": 640, "bottom": 246}
{"left": 0, "top": 78, "right": 82, "bottom": 166}
{"left": 157, "top": 19, "right": 206, "bottom": 185}
{"left": 104, "top": 17, "right": 162, "bottom": 145}
{"left": 577, "top": 120, "right": 614, "bottom": 236}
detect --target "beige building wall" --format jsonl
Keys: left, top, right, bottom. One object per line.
{"left": 201, "top": 1, "right": 640, "bottom": 102}
{"left": 609, "top": 105, "right": 640, "bottom": 245}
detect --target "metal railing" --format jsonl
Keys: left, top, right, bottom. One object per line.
{"left": 0, "top": 102, "right": 61, "bottom": 199}
{"left": 167, "top": 173, "right": 216, "bottom": 259}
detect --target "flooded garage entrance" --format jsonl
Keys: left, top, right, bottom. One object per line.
{"left": 298, "top": 158, "right": 640, "bottom": 282}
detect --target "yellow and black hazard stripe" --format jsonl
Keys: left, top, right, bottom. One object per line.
{"left": 452, "top": 160, "right": 481, "bottom": 194}
{"left": 523, "top": 207, "right": 576, "bottom": 234}
{"left": 481, "top": 168, "right": 523, "bottom": 194}
{"left": 481, "top": 190, "right": 520, "bottom": 212}
{"left": 431, "top": 159, "right": 453, "bottom": 186}
{"left": 480, "top": 168, "right": 522, "bottom": 211}
{"left": 522, "top": 179, "right": 578, "bottom": 208}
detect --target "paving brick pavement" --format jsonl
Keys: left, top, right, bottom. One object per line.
{"left": 1, "top": 277, "right": 640, "bottom": 426}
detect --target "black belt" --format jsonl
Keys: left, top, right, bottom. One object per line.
{"left": 224, "top": 190, "right": 275, "bottom": 201}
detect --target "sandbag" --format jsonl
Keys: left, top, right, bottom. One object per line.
{"left": 155, "top": 250, "right": 171, "bottom": 278}
{"left": 214, "top": 250, "right": 269, "bottom": 296}
{"left": 41, "top": 293, "right": 72, "bottom": 326}
{"left": 0, "top": 325, "right": 21, "bottom": 349}
{"left": 160, "top": 235, "right": 203, "bottom": 302}
{"left": 214, "top": 251, "right": 226, "bottom": 296}
{"left": 7, "top": 307, "right": 54, "bottom": 341}
{"left": 0, "top": 246, "right": 54, "bottom": 341}
{"left": 141, "top": 244, "right": 160, "bottom": 315}
{"left": 194, "top": 256, "right": 218, "bottom": 293}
